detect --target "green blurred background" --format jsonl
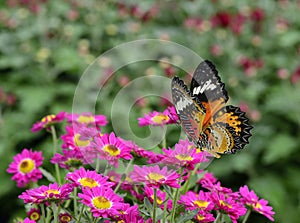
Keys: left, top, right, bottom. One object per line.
{"left": 1, "top": 0, "right": 300, "bottom": 222}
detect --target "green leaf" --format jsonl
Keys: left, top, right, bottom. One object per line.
{"left": 177, "top": 210, "right": 198, "bottom": 223}
{"left": 263, "top": 134, "right": 298, "bottom": 164}
{"left": 39, "top": 167, "right": 56, "bottom": 182}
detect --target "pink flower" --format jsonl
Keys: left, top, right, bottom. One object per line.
{"left": 194, "top": 210, "right": 215, "bottom": 223}
{"left": 161, "top": 139, "right": 209, "bottom": 170}
{"left": 31, "top": 111, "right": 67, "bottom": 132}
{"left": 67, "top": 112, "right": 108, "bottom": 126}
{"left": 138, "top": 106, "right": 178, "bottom": 126}
{"left": 27, "top": 208, "right": 40, "bottom": 221}
{"left": 144, "top": 186, "right": 172, "bottom": 210}
{"left": 7, "top": 148, "right": 43, "bottom": 187}
{"left": 239, "top": 185, "right": 275, "bottom": 221}
{"left": 78, "top": 187, "right": 124, "bottom": 218}
{"left": 58, "top": 212, "right": 73, "bottom": 223}
{"left": 51, "top": 149, "right": 92, "bottom": 169}
{"left": 130, "top": 165, "right": 181, "bottom": 188}
{"left": 19, "top": 183, "right": 73, "bottom": 205}
{"left": 210, "top": 192, "right": 247, "bottom": 223}
{"left": 179, "top": 190, "right": 213, "bottom": 211}
{"left": 19, "top": 218, "right": 36, "bottom": 223}
{"left": 117, "top": 204, "right": 145, "bottom": 222}
{"left": 66, "top": 167, "right": 114, "bottom": 189}
{"left": 93, "top": 132, "right": 133, "bottom": 167}
{"left": 133, "top": 147, "right": 164, "bottom": 164}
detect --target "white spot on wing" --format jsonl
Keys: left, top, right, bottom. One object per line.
{"left": 193, "top": 80, "right": 217, "bottom": 95}
{"left": 176, "top": 97, "right": 193, "bottom": 111}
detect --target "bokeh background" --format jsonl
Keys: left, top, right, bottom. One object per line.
{"left": 1, "top": 0, "right": 300, "bottom": 222}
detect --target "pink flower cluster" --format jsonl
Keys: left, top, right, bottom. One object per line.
{"left": 7, "top": 111, "right": 275, "bottom": 222}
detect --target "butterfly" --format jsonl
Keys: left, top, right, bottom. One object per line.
{"left": 171, "top": 60, "right": 253, "bottom": 158}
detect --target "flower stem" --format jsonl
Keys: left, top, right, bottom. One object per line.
{"left": 153, "top": 188, "right": 157, "bottom": 223}
{"left": 181, "top": 163, "right": 200, "bottom": 194}
{"left": 242, "top": 209, "right": 252, "bottom": 223}
{"left": 41, "top": 204, "right": 46, "bottom": 222}
{"left": 114, "top": 158, "right": 134, "bottom": 193}
{"left": 50, "top": 125, "right": 61, "bottom": 185}
{"left": 76, "top": 204, "right": 85, "bottom": 223}
{"left": 73, "top": 187, "right": 78, "bottom": 216}
{"left": 170, "top": 187, "right": 180, "bottom": 222}
{"left": 213, "top": 212, "right": 222, "bottom": 223}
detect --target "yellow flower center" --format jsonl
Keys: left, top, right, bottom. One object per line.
{"left": 254, "top": 202, "right": 262, "bottom": 209}
{"left": 175, "top": 154, "right": 193, "bottom": 161}
{"left": 92, "top": 196, "right": 112, "bottom": 210}
{"left": 18, "top": 158, "right": 35, "bottom": 174}
{"left": 103, "top": 145, "right": 120, "bottom": 156}
{"left": 41, "top": 114, "right": 56, "bottom": 123}
{"left": 29, "top": 212, "right": 40, "bottom": 221}
{"left": 151, "top": 114, "right": 170, "bottom": 124}
{"left": 147, "top": 172, "right": 165, "bottom": 182}
{"left": 151, "top": 195, "right": 163, "bottom": 205}
{"left": 196, "top": 214, "right": 205, "bottom": 221}
{"left": 77, "top": 115, "right": 95, "bottom": 124}
{"left": 79, "top": 177, "right": 99, "bottom": 188}
{"left": 220, "top": 200, "right": 232, "bottom": 208}
{"left": 194, "top": 200, "right": 209, "bottom": 208}
{"left": 74, "top": 134, "right": 90, "bottom": 147}
{"left": 44, "top": 189, "right": 60, "bottom": 196}
{"left": 60, "top": 215, "right": 72, "bottom": 222}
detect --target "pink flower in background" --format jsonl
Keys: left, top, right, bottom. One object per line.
{"left": 130, "top": 165, "right": 181, "bottom": 188}
{"left": 31, "top": 111, "right": 67, "bottom": 132}
{"left": 67, "top": 112, "right": 108, "bottom": 126}
{"left": 7, "top": 148, "right": 43, "bottom": 188}
{"left": 138, "top": 106, "right": 178, "bottom": 126}
{"left": 239, "top": 185, "right": 275, "bottom": 221}
{"left": 51, "top": 149, "right": 92, "bottom": 169}
{"left": 78, "top": 187, "right": 124, "bottom": 218}
{"left": 66, "top": 167, "right": 114, "bottom": 189}
{"left": 19, "top": 183, "right": 73, "bottom": 204}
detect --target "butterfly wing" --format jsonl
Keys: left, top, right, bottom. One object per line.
{"left": 190, "top": 60, "right": 228, "bottom": 104}
{"left": 198, "top": 105, "right": 253, "bottom": 158}
{"left": 171, "top": 77, "right": 206, "bottom": 145}
{"left": 190, "top": 60, "right": 229, "bottom": 129}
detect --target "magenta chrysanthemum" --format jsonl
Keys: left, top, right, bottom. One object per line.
{"left": 162, "top": 139, "right": 208, "bottom": 169}
{"left": 7, "top": 148, "right": 43, "bottom": 188}
{"left": 51, "top": 149, "right": 92, "bottom": 169}
{"left": 19, "top": 218, "right": 36, "bottom": 223}
{"left": 67, "top": 112, "right": 108, "bottom": 126}
{"left": 130, "top": 165, "right": 181, "bottom": 188}
{"left": 144, "top": 186, "right": 172, "bottom": 210}
{"left": 210, "top": 192, "right": 247, "bottom": 223}
{"left": 78, "top": 187, "right": 124, "bottom": 218}
{"left": 179, "top": 190, "right": 214, "bottom": 211}
{"left": 66, "top": 167, "right": 114, "bottom": 189}
{"left": 239, "top": 185, "right": 275, "bottom": 221}
{"left": 93, "top": 132, "right": 132, "bottom": 167}
{"left": 59, "top": 213, "right": 73, "bottom": 223}
{"left": 31, "top": 111, "right": 67, "bottom": 132}
{"left": 18, "top": 183, "right": 73, "bottom": 205}
{"left": 138, "top": 106, "right": 178, "bottom": 126}
{"left": 27, "top": 208, "right": 40, "bottom": 221}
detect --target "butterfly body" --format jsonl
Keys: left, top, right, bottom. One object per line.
{"left": 171, "top": 60, "right": 252, "bottom": 158}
